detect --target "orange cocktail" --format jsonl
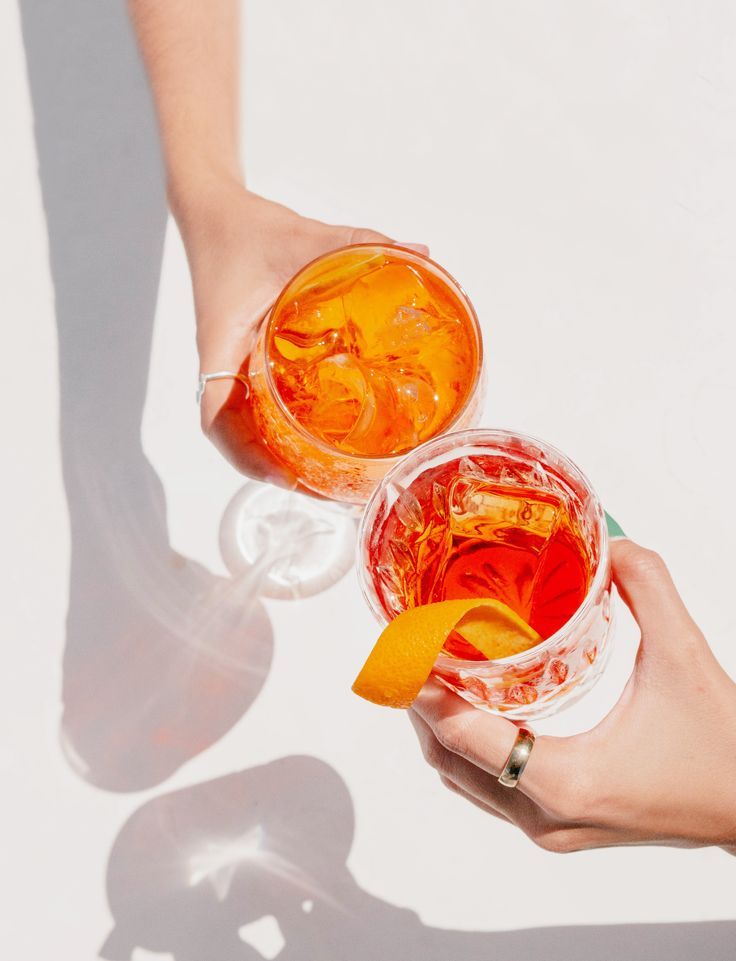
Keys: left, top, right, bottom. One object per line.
{"left": 248, "top": 245, "right": 482, "bottom": 502}
{"left": 368, "top": 457, "right": 591, "bottom": 650}
{"left": 358, "top": 429, "right": 613, "bottom": 720}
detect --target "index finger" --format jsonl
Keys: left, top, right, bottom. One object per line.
{"left": 411, "top": 680, "right": 581, "bottom": 811}
{"left": 610, "top": 539, "right": 699, "bottom": 644}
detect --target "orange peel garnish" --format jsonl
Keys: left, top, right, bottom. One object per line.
{"left": 352, "top": 599, "right": 541, "bottom": 709}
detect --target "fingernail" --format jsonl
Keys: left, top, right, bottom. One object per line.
{"left": 398, "top": 242, "right": 430, "bottom": 256}
{"left": 605, "top": 512, "right": 627, "bottom": 539}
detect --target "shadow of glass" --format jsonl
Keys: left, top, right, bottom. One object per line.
{"left": 100, "top": 755, "right": 736, "bottom": 961}
{"left": 18, "top": 0, "right": 273, "bottom": 791}
{"left": 17, "top": 3, "right": 736, "bottom": 954}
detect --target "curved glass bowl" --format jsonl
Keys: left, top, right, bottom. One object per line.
{"left": 248, "top": 244, "right": 483, "bottom": 503}
{"left": 358, "top": 428, "right": 613, "bottom": 721}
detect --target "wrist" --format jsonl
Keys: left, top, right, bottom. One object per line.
{"left": 166, "top": 160, "right": 245, "bottom": 237}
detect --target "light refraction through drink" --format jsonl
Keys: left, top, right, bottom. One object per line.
{"left": 361, "top": 430, "right": 612, "bottom": 719}
{"left": 269, "top": 248, "right": 478, "bottom": 457}
{"left": 371, "top": 456, "right": 591, "bottom": 657}
{"left": 248, "top": 245, "right": 482, "bottom": 502}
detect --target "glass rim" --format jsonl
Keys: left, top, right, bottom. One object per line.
{"left": 261, "top": 242, "right": 484, "bottom": 463}
{"left": 356, "top": 427, "right": 610, "bottom": 668}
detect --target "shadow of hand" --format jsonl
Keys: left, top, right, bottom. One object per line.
{"left": 101, "top": 756, "right": 736, "bottom": 961}
{"left": 19, "top": 0, "right": 273, "bottom": 792}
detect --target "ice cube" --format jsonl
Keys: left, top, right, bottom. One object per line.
{"left": 344, "top": 263, "right": 433, "bottom": 355}
{"left": 341, "top": 317, "right": 367, "bottom": 356}
{"left": 365, "top": 262, "right": 432, "bottom": 310}
{"left": 392, "top": 305, "right": 432, "bottom": 340}
{"left": 342, "top": 367, "right": 428, "bottom": 456}
{"left": 272, "top": 324, "right": 343, "bottom": 364}
{"left": 341, "top": 367, "right": 403, "bottom": 453}
{"left": 387, "top": 537, "right": 415, "bottom": 571}
{"left": 448, "top": 475, "right": 560, "bottom": 542}
{"left": 392, "top": 372, "right": 438, "bottom": 428}
{"left": 273, "top": 295, "right": 347, "bottom": 358}
{"left": 375, "top": 562, "right": 404, "bottom": 602}
{"left": 415, "top": 518, "right": 454, "bottom": 603}
{"left": 457, "top": 456, "right": 492, "bottom": 480}
{"left": 316, "top": 352, "right": 365, "bottom": 387}
{"left": 498, "top": 462, "right": 531, "bottom": 488}
{"left": 392, "top": 486, "right": 425, "bottom": 533}
{"left": 373, "top": 305, "right": 435, "bottom": 361}
{"left": 384, "top": 539, "right": 418, "bottom": 603}
{"left": 431, "top": 481, "right": 449, "bottom": 521}
{"left": 309, "top": 354, "right": 371, "bottom": 441}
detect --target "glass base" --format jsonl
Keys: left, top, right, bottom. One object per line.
{"left": 219, "top": 482, "right": 357, "bottom": 599}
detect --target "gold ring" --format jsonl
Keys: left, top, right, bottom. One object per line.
{"left": 498, "top": 726, "right": 535, "bottom": 789}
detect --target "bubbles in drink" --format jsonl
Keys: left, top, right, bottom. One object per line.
{"left": 267, "top": 248, "right": 478, "bottom": 457}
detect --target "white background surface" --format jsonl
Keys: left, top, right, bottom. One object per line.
{"left": 2, "top": 1, "right": 736, "bottom": 958}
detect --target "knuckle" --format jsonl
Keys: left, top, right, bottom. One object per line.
{"left": 545, "top": 775, "right": 596, "bottom": 823}
{"left": 619, "top": 544, "right": 667, "bottom": 582}
{"left": 534, "top": 831, "right": 580, "bottom": 854}
{"left": 348, "top": 227, "right": 385, "bottom": 245}
{"left": 423, "top": 736, "right": 448, "bottom": 773}
{"left": 532, "top": 737, "right": 602, "bottom": 823}
{"left": 439, "top": 774, "right": 461, "bottom": 795}
{"left": 531, "top": 740, "right": 597, "bottom": 822}
{"left": 435, "top": 715, "right": 472, "bottom": 757}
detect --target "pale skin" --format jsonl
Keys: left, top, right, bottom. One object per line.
{"left": 128, "top": 0, "right": 425, "bottom": 487}
{"left": 129, "top": 2, "right": 736, "bottom": 852}
{"left": 411, "top": 539, "right": 736, "bottom": 854}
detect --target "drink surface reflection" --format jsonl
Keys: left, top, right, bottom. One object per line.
{"left": 249, "top": 245, "right": 482, "bottom": 502}
{"left": 369, "top": 454, "right": 592, "bottom": 660}
{"left": 360, "top": 430, "right": 612, "bottom": 719}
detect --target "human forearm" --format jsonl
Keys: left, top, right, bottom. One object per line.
{"left": 128, "top": 0, "right": 242, "bottom": 221}
{"left": 128, "top": 0, "right": 403, "bottom": 483}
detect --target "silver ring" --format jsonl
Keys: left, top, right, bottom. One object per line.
{"left": 196, "top": 371, "right": 250, "bottom": 405}
{"left": 498, "top": 726, "right": 535, "bottom": 789}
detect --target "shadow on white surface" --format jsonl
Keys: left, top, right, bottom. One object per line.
{"left": 100, "top": 756, "right": 736, "bottom": 961}
{"left": 17, "top": 0, "right": 736, "bottom": 955}
{"left": 18, "top": 0, "right": 273, "bottom": 791}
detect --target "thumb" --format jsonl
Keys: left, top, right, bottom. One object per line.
{"left": 611, "top": 539, "right": 703, "bottom": 658}
{"left": 341, "top": 226, "right": 394, "bottom": 245}
{"left": 338, "top": 226, "right": 430, "bottom": 258}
